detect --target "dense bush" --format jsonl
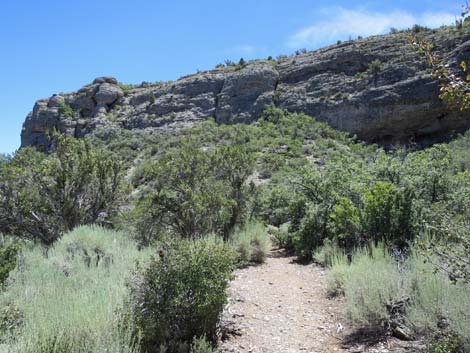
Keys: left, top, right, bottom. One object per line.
{"left": 0, "top": 303, "right": 23, "bottom": 344}
{"left": 265, "top": 134, "right": 468, "bottom": 260}
{"left": 58, "top": 101, "right": 75, "bottom": 118}
{"left": 0, "top": 240, "right": 20, "bottom": 288}
{"left": 421, "top": 217, "right": 470, "bottom": 284}
{"left": 133, "top": 144, "right": 254, "bottom": 244}
{"left": 127, "top": 237, "right": 235, "bottom": 353}
{"left": 257, "top": 183, "right": 298, "bottom": 227}
{"left": 404, "top": 145, "right": 455, "bottom": 203}
{"left": 427, "top": 333, "right": 464, "bottom": 353}
{"left": 284, "top": 157, "right": 370, "bottom": 257}
{"left": 313, "top": 238, "right": 346, "bottom": 268}
{"left": 362, "top": 182, "right": 417, "bottom": 248}
{"left": 292, "top": 203, "right": 330, "bottom": 257}
{"left": 0, "top": 136, "right": 123, "bottom": 245}
{"left": 327, "top": 197, "right": 361, "bottom": 251}
{"left": 448, "top": 131, "right": 470, "bottom": 171}
{"left": 123, "top": 105, "right": 362, "bottom": 249}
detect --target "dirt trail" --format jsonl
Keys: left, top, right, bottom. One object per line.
{"left": 219, "top": 249, "right": 346, "bottom": 353}
{"left": 218, "top": 249, "right": 425, "bottom": 353}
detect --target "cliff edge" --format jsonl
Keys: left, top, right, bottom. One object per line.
{"left": 21, "top": 26, "right": 470, "bottom": 150}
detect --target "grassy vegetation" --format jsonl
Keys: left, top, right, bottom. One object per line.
{"left": 0, "top": 227, "right": 239, "bottom": 353}
{"left": 230, "top": 222, "right": 270, "bottom": 267}
{"left": 0, "top": 226, "right": 151, "bottom": 353}
{"left": 326, "top": 244, "right": 470, "bottom": 350}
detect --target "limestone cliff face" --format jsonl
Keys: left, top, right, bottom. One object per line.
{"left": 21, "top": 27, "right": 470, "bottom": 150}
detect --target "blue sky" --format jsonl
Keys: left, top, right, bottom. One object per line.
{"left": 0, "top": 0, "right": 462, "bottom": 153}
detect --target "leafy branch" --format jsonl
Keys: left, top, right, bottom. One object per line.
{"left": 411, "top": 5, "right": 470, "bottom": 110}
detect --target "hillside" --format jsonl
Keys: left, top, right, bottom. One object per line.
{"left": 2, "top": 21, "right": 470, "bottom": 353}
{"left": 22, "top": 26, "right": 470, "bottom": 151}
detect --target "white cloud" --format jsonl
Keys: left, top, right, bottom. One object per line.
{"left": 288, "top": 7, "right": 456, "bottom": 48}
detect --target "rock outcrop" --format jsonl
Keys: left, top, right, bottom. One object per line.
{"left": 21, "top": 26, "right": 470, "bottom": 150}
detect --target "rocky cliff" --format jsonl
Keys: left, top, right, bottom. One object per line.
{"left": 21, "top": 26, "right": 470, "bottom": 150}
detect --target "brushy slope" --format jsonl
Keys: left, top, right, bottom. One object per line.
{"left": 0, "top": 105, "right": 469, "bottom": 351}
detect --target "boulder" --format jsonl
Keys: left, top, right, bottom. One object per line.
{"left": 94, "top": 83, "right": 124, "bottom": 106}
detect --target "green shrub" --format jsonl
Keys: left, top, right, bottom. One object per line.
{"left": 259, "top": 185, "right": 297, "bottom": 226}
{"left": 448, "top": 131, "right": 470, "bottom": 172}
{"left": 411, "top": 24, "right": 428, "bottom": 33}
{"left": 368, "top": 59, "right": 382, "bottom": 75}
{"left": 362, "top": 182, "right": 417, "bottom": 248}
{"left": 58, "top": 101, "right": 75, "bottom": 118}
{"left": 326, "top": 260, "right": 349, "bottom": 297}
{"left": 427, "top": 333, "right": 463, "bottom": 353}
{"left": 0, "top": 303, "right": 23, "bottom": 342}
{"left": 406, "top": 255, "right": 470, "bottom": 348}
{"left": 0, "top": 137, "right": 124, "bottom": 245}
{"left": 292, "top": 203, "right": 330, "bottom": 258}
{"left": 0, "top": 240, "right": 20, "bottom": 288}
{"left": 0, "top": 226, "right": 149, "bottom": 353}
{"left": 421, "top": 216, "right": 470, "bottom": 284}
{"left": 261, "top": 104, "right": 287, "bottom": 124}
{"left": 127, "top": 237, "right": 235, "bottom": 353}
{"left": 190, "top": 337, "right": 216, "bottom": 353}
{"left": 404, "top": 145, "right": 455, "bottom": 203}
{"left": 327, "top": 197, "right": 361, "bottom": 252}
{"left": 230, "top": 222, "right": 270, "bottom": 266}
{"left": 133, "top": 144, "right": 254, "bottom": 243}
{"left": 270, "top": 223, "right": 294, "bottom": 250}
{"left": 342, "top": 245, "right": 403, "bottom": 327}
{"left": 319, "top": 239, "right": 350, "bottom": 297}
{"left": 118, "top": 83, "right": 134, "bottom": 96}
{"left": 313, "top": 238, "right": 346, "bottom": 267}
